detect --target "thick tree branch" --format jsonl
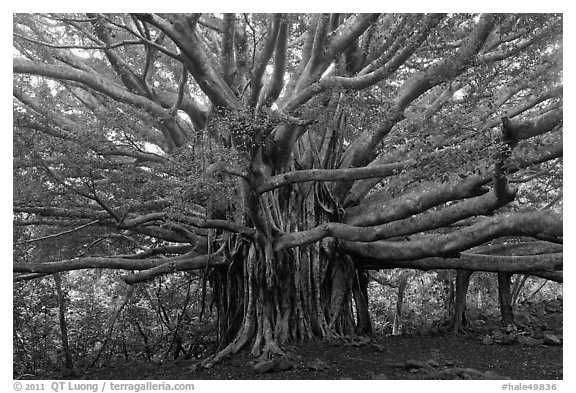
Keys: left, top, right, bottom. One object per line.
{"left": 477, "top": 21, "right": 561, "bottom": 64}
{"left": 493, "top": 118, "right": 517, "bottom": 201}
{"left": 478, "top": 86, "right": 562, "bottom": 132}
{"left": 167, "top": 65, "right": 188, "bottom": 117}
{"left": 395, "top": 13, "right": 495, "bottom": 113}
{"left": 259, "top": 19, "right": 288, "bottom": 106}
{"left": 14, "top": 88, "right": 79, "bottom": 134}
{"left": 513, "top": 134, "right": 562, "bottom": 169}
{"left": 274, "top": 188, "right": 514, "bottom": 251}
{"left": 258, "top": 160, "right": 411, "bottom": 193}
{"left": 326, "top": 13, "right": 380, "bottom": 58}
{"left": 12, "top": 245, "right": 219, "bottom": 279}
{"left": 221, "top": 13, "right": 236, "bottom": 86}
{"left": 345, "top": 134, "right": 562, "bottom": 225}
{"left": 171, "top": 216, "right": 256, "bottom": 238}
{"left": 282, "top": 15, "right": 441, "bottom": 113}
{"left": 528, "top": 271, "right": 562, "bottom": 283}
{"left": 123, "top": 246, "right": 227, "bottom": 284}
{"left": 471, "top": 241, "right": 563, "bottom": 256}
{"left": 309, "top": 14, "right": 330, "bottom": 69}
{"left": 248, "top": 14, "right": 283, "bottom": 107}
{"left": 505, "top": 108, "right": 563, "bottom": 143}
{"left": 360, "top": 253, "right": 562, "bottom": 275}
{"left": 15, "top": 90, "right": 167, "bottom": 163}
{"left": 285, "top": 14, "right": 331, "bottom": 99}
{"left": 119, "top": 213, "right": 166, "bottom": 228}
{"left": 457, "top": 253, "right": 562, "bottom": 272}
{"left": 343, "top": 211, "right": 562, "bottom": 262}
{"left": 135, "top": 13, "right": 239, "bottom": 109}
{"left": 344, "top": 174, "right": 490, "bottom": 227}
{"left": 342, "top": 145, "right": 411, "bottom": 207}
{"left": 87, "top": 13, "right": 150, "bottom": 95}
{"left": 336, "top": 112, "right": 405, "bottom": 182}
{"left": 276, "top": 15, "right": 319, "bottom": 104}
{"left": 153, "top": 90, "right": 207, "bottom": 131}
{"left": 14, "top": 256, "right": 170, "bottom": 274}
{"left": 14, "top": 58, "right": 171, "bottom": 117}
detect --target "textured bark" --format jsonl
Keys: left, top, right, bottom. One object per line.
{"left": 344, "top": 174, "right": 490, "bottom": 227}
{"left": 451, "top": 270, "right": 474, "bottom": 333}
{"left": 274, "top": 188, "right": 514, "bottom": 250}
{"left": 392, "top": 273, "right": 410, "bottom": 335}
{"left": 352, "top": 269, "right": 372, "bottom": 335}
{"left": 353, "top": 252, "right": 562, "bottom": 273}
{"left": 497, "top": 272, "right": 515, "bottom": 325}
{"left": 53, "top": 274, "right": 73, "bottom": 370}
{"left": 343, "top": 211, "right": 561, "bottom": 263}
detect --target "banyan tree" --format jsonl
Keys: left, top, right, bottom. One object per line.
{"left": 13, "top": 13, "right": 562, "bottom": 363}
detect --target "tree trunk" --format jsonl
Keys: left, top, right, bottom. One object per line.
{"left": 353, "top": 268, "right": 372, "bottom": 335}
{"left": 437, "top": 270, "right": 455, "bottom": 321}
{"left": 451, "top": 269, "right": 474, "bottom": 333}
{"left": 204, "top": 170, "right": 364, "bottom": 363}
{"left": 207, "top": 241, "right": 360, "bottom": 363}
{"left": 497, "top": 272, "right": 515, "bottom": 325}
{"left": 53, "top": 273, "right": 73, "bottom": 370}
{"left": 392, "top": 272, "right": 410, "bottom": 335}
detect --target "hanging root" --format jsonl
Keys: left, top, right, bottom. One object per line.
{"left": 202, "top": 294, "right": 256, "bottom": 367}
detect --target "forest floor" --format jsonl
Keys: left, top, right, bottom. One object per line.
{"left": 64, "top": 298, "right": 564, "bottom": 380}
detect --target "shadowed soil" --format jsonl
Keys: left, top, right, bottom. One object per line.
{"left": 76, "top": 299, "right": 562, "bottom": 380}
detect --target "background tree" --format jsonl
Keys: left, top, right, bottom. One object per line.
{"left": 14, "top": 13, "right": 562, "bottom": 364}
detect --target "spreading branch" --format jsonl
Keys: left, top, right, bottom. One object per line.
{"left": 258, "top": 160, "right": 411, "bottom": 193}
{"left": 248, "top": 14, "right": 283, "bottom": 107}
{"left": 221, "top": 13, "right": 236, "bottom": 86}
{"left": 123, "top": 245, "right": 227, "bottom": 284}
{"left": 14, "top": 256, "right": 171, "bottom": 275}
{"left": 14, "top": 58, "right": 171, "bottom": 117}
{"left": 258, "top": 19, "right": 288, "bottom": 106}
{"left": 343, "top": 211, "right": 562, "bottom": 262}
{"left": 395, "top": 14, "right": 495, "bottom": 113}
{"left": 360, "top": 253, "right": 562, "bottom": 276}
{"left": 135, "top": 13, "right": 239, "bottom": 109}
{"left": 274, "top": 188, "right": 513, "bottom": 251}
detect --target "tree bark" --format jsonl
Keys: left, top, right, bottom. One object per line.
{"left": 53, "top": 273, "right": 73, "bottom": 370}
{"left": 352, "top": 268, "right": 372, "bottom": 335}
{"left": 451, "top": 270, "right": 474, "bottom": 333}
{"left": 497, "top": 272, "right": 515, "bottom": 325}
{"left": 392, "top": 272, "right": 410, "bottom": 335}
